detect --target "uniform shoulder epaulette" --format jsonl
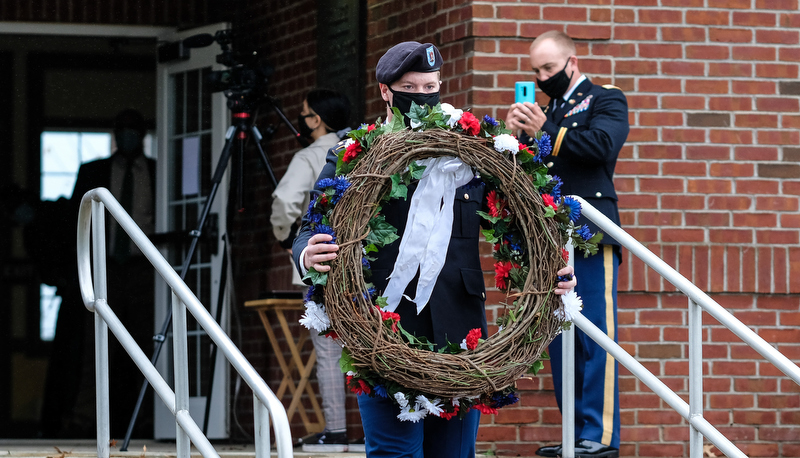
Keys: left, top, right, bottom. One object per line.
{"left": 602, "top": 84, "right": 622, "bottom": 91}
{"left": 333, "top": 139, "right": 349, "bottom": 151}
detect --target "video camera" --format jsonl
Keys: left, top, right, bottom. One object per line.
{"left": 180, "top": 29, "right": 274, "bottom": 112}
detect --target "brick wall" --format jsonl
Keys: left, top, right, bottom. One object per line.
{"left": 467, "top": 1, "right": 800, "bottom": 457}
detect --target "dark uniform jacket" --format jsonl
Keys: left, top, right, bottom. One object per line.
{"left": 523, "top": 77, "right": 629, "bottom": 249}
{"left": 293, "top": 145, "right": 488, "bottom": 349}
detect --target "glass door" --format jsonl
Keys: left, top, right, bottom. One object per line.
{"left": 154, "top": 23, "right": 230, "bottom": 440}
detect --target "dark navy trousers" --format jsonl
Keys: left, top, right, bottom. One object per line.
{"left": 550, "top": 244, "right": 620, "bottom": 448}
{"left": 357, "top": 394, "right": 481, "bottom": 458}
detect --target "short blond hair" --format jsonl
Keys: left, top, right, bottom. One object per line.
{"left": 530, "top": 30, "right": 576, "bottom": 57}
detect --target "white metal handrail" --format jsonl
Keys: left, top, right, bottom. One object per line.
{"left": 77, "top": 187, "right": 293, "bottom": 458}
{"left": 560, "top": 196, "right": 800, "bottom": 458}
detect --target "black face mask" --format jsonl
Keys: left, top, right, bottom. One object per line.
{"left": 536, "top": 58, "right": 574, "bottom": 100}
{"left": 388, "top": 87, "right": 440, "bottom": 124}
{"left": 297, "top": 114, "right": 315, "bottom": 139}
{"left": 115, "top": 128, "right": 143, "bottom": 155}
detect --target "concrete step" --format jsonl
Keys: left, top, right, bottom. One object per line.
{"left": 0, "top": 440, "right": 365, "bottom": 458}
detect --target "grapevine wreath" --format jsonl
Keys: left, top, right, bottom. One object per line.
{"left": 299, "top": 103, "right": 600, "bottom": 422}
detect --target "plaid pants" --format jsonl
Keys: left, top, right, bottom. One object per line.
{"left": 310, "top": 330, "right": 347, "bottom": 431}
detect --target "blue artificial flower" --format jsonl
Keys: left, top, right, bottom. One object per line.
{"left": 548, "top": 177, "right": 563, "bottom": 201}
{"left": 307, "top": 194, "right": 320, "bottom": 214}
{"left": 361, "top": 257, "right": 371, "bottom": 269}
{"left": 535, "top": 132, "right": 552, "bottom": 160}
{"left": 373, "top": 384, "right": 389, "bottom": 398}
{"left": 575, "top": 225, "right": 593, "bottom": 241}
{"left": 329, "top": 176, "right": 352, "bottom": 204}
{"left": 562, "top": 196, "right": 581, "bottom": 223}
{"left": 490, "top": 391, "right": 519, "bottom": 408}
{"left": 312, "top": 224, "right": 337, "bottom": 243}
{"left": 557, "top": 274, "right": 574, "bottom": 283}
{"left": 317, "top": 177, "right": 336, "bottom": 189}
{"left": 483, "top": 114, "right": 499, "bottom": 127}
{"left": 304, "top": 286, "right": 316, "bottom": 303}
{"left": 504, "top": 234, "right": 522, "bottom": 252}
{"left": 308, "top": 212, "right": 324, "bottom": 225}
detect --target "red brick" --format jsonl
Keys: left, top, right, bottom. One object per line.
{"left": 615, "top": 60, "right": 658, "bottom": 75}
{"left": 473, "top": 56, "right": 519, "bottom": 71}
{"left": 662, "top": 61, "right": 705, "bottom": 76}
{"left": 638, "top": 43, "right": 682, "bottom": 59}
{"left": 732, "top": 46, "right": 777, "bottom": 61}
{"left": 684, "top": 79, "right": 728, "bottom": 94}
{"left": 709, "top": 96, "right": 754, "bottom": 111}
{"left": 734, "top": 146, "right": 779, "bottom": 161}
{"left": 711, "top": 362, "right": 758, "bottom": 378}
{"left": 733, "top": 11, "right": 777, "bottom": 27}
{"left": 709, "top": 62, "right": 753, "bottom": 77}
{"left": 757, "top": 63, "right": 799, "bottom": 79}
{"left": 638, "top": 409, "right": 683, "bottom": 424}
{"left": 687, "top": 179, "right": 731, "bottom": 193}
{"left": 477, "top": 425, "right": 518, "bottom": 441}
{"left": 661, "top": 228, "right": 705, "bottom": 243}
{"left": 757, "top": 230, "right": 800, "bottom": 244}
{"left": 708, "top": 0, "right": 751, "bottom": 7}
{"left": 758, "top": 295, "right": 800, "bottom": 310}
{"left": 685, "top": 45, "right": 729, "bottom": 60}
{"left": 708, "top": 196, "right": 752, "bottom": 211}
{"left": 782, "top": 214, "right": 800, "bottom": 227}
{"left": 663, "top": 161, "right": 707, "bottom": 176}
{"left": 732, "top": 80, "right": 777, "bottom": 95}
{"left": 662, "top": 195, "right": 706, "bottom": 210}
{"left": 639, "top": 145, "right": 683, "bottom": 159}
{"left": 639, "top": 9, "right": 682, "bottom": 23}
{"left": 710, "top": 27, "right": 752, "bottom": 42}
{"left": 733, "top": 212, "right": 778, "bottom": 227}
{"left": 784, "top": 115, "right": 800, "bottom": 129}
{"left": 591, "top": 43, "right": 636, "bottom": 57}
{"left": 734, "top": 113, "right": 778, "bottom": 128}
{"left": 473, "top": 21, "right": 519, "bottom": 37}
{"left": 686, "top": 145, "right": 731, "bottom": 160}
{"left": 627, "top": 95, "right": 659, "bottom": 109}
{"left": 613, "top": 8, "right": 636, "bottom": 23}
{"left": 758, "top": 130, "right": 800, "bottom": 145}
{"left": 542, "top": 6, "right": 587, "bottom": 20}
{"left": 495, "top": 5, "right": 540, "bottom": 20}
{"left": 613, "top": 25, "right": 658, "bottom": 41}
{"left": 639, "top": 178, "right": 684, "bottom": 193}
{"left": 519, "top": 23, "right": 566, "bottom": 39}
{"left": 638, "top": 444, "right": 686, "bottom": 457}
{"left": 662, "top": 26, "right": 706, "bottom": 42}
{"left": 757, "top": 0, "right": 799, "bottom": 9}
{"left": 639, "top": 112, "right": 683, "bottom": 126}
{"left": 685, "top": 211, "right": 730, "bottom": 226}
{"left": 781, "top": 12, "right": 800, "bottom": 28}
{"left": 709, "top": 129, "right": 753, "bottom": 144}
{"left": 494, "top": 408, "right": 539, "bottom": 424}
{"left": 757, "top": 29, "right": 800, "bottom": 44}
{"left": 639, "top": 78, "right": 682, "bottom": 93}
{"left": 627, "top": 128, "right": 659, "bottom": 142}
{"left": 710, "top": 229, "right": 753, "bottom": 243}
{"left": 781, "top": 47, "right": 800, "bottom": 62}
{"left": 662, "top": 96, "right": 705, "bottom": 109}
{"left": 662, "top": 128, "right": 705, "bottom": 143}
{"left": 589, "top": 8, "right": 612, "bottom": 22}
{"left": 567, "top": 24, "right": 612, "bottom": 40}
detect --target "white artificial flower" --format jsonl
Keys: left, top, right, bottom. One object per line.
{"left": 410, "top": 119, "right": 424, "bottom": 130}
{"left": 459, "top": 338, "right": 468, "bottom": 350}
{"left": 299, "top": 301, "right": 330, "bottom": 333}
{"left": 397, "top": 402, "right": 428, "bottom": 422}
{"left": 497, "top": 325, "right": 504, "bottom": 334}
{"left": 344, "top": 138, "right": 355, "bottom": 148}
{"left": 394, "top": 391, "right": 409, "bottom": 409}
{"left": 554, "top": 290, "right": 583, "bottom": 322}
{"left": 451, "top": 398, "right": 460, "bottom": 407}
{"left": 416, "top": 395, "right": 444, "bottom": 417}
{"left": 493, "top": 134, "right": 520, "bottom": 155}
{"left": 346, "top": 371, "right": 357, "bottom": 377}
{"left": 441, "top": 103, "right": 463, "bottom": 128}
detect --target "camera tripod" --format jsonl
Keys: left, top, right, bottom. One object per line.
{"left": 121, "top": 97, "right": 306, "bottom": 450}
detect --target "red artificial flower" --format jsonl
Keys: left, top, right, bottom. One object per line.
{"left": 486, "top": 190, "right": 509, "bottom": 218}
{"left": 319, "top": 195, "right": 329, "bottom": 205}
{"left": 458, "top": 112, "right": 481, "bottom": 136}
{"left": 473, "top": 404, "right": 498, "bottom": 415}
{"left": 342, "top": 141, "right": 362, "bottom": 163}
{"left": 325, "top": 330, "right": 339, "bottom": 340}
{"left": 367, "top": 124, "right": 376, "bottom": 132}
{"left": 561, "top": 248, "right": 569, "bottom": 263}
{"left": 438, "top": 405, "right": 460, "bottom": 420}
{"left": 346, "top": 375, "right": 371, "bottom": 396}
{"left": 494, "top": 261, "right": 519, "bottom": 291}
{"left": 380, "top": 309, "right": 401, "bottom": 333}
{"left": 541, "top": 193, "right": 557, "bottom": 210}
{"left": 465, "top": 328, "right": 482, "bottom": 351}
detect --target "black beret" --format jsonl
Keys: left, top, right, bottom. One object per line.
{"left": 376, "top": 41, "right": 443, "bottom": 85}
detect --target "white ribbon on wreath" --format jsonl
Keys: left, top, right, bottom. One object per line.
{"left": 383, "top": 156, "right": 474, "bottom": 314}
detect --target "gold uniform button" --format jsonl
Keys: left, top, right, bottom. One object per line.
{"left": 595, "top": 192, "right": 602, "bottom": 198}
{"left": 547, "top": 162, "right": 554, "bottom": 168}
{"left": 572, "top": 122, "right": 578, "bottom": 127}
{"left": 464, "top": 193, "right": 470, "bottom": 200}
{"left": 569, "top": 99, "right": 576, "bottom": 104}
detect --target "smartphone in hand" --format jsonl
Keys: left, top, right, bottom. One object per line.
{"left": 515, "top": 81, "right": 535, "bottom": 104}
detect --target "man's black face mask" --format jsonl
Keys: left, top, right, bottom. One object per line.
{"left": 536, "top": 58, "right": 574, "bottom": 100}
{"left": 388, "top": 87, "right": 440, "bottom": 126}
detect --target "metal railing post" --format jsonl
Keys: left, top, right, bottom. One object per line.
{"left": 91, "top": 200, "right": 110, "bottom": 458}
{"left": 173, "top": 292, "right": 191, "bottom": 458}
{"left": 562, "top": 241, "right": 576, "bottom": 458}
{"left": 254, "top": 396, "right": 271, "bottom": 458}
{"left": 688, "top": 299, "right": 703, "bottom": 457}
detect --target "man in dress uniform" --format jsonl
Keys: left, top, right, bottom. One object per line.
{"left": 506, "top": 30, "right": 629, "bottom": 458}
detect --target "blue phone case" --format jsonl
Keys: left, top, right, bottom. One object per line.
{"left": 515, "top": 81, "right": 535, "bottom": 104}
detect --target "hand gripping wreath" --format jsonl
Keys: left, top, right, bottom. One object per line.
{"left": 300, "top": 104, "right": 600, "bottom": 421}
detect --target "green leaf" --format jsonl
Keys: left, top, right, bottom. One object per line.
{"left": 339, "top": 347, "right": 357, "bottom": 374}
{"left": 303, "top": 267, "right": 328, "bottom": 287}
{"left": 366, "top": 215, "right": 400, "bottom": 247}
{"left": 544, "top": 206, "right": 556, "bottom": 218}
{"left": 409, "top": 162, "right": 427, "bottom": 180}
{"left": 375, "top": 296, "right": 389, "bottom": 309}
{"left": 390, "top": 174, "right": 408, "bottom": 200}
{"left": 527, "top": 360, "right": 545, "bottom": 375}
{"left": 364, "top": 244, "right": 379, "bottom": 254}
{"left": 397, "top": 323, "right": 435, "bottom": 351}
{"left": 476, "top": 210, "right": 503, "bottom": 224}
{"left": 387, "top": 107, "right": 407, "bottom": 133}
{"left": 481, "top": 228, "right": 499, "bottom": 244}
